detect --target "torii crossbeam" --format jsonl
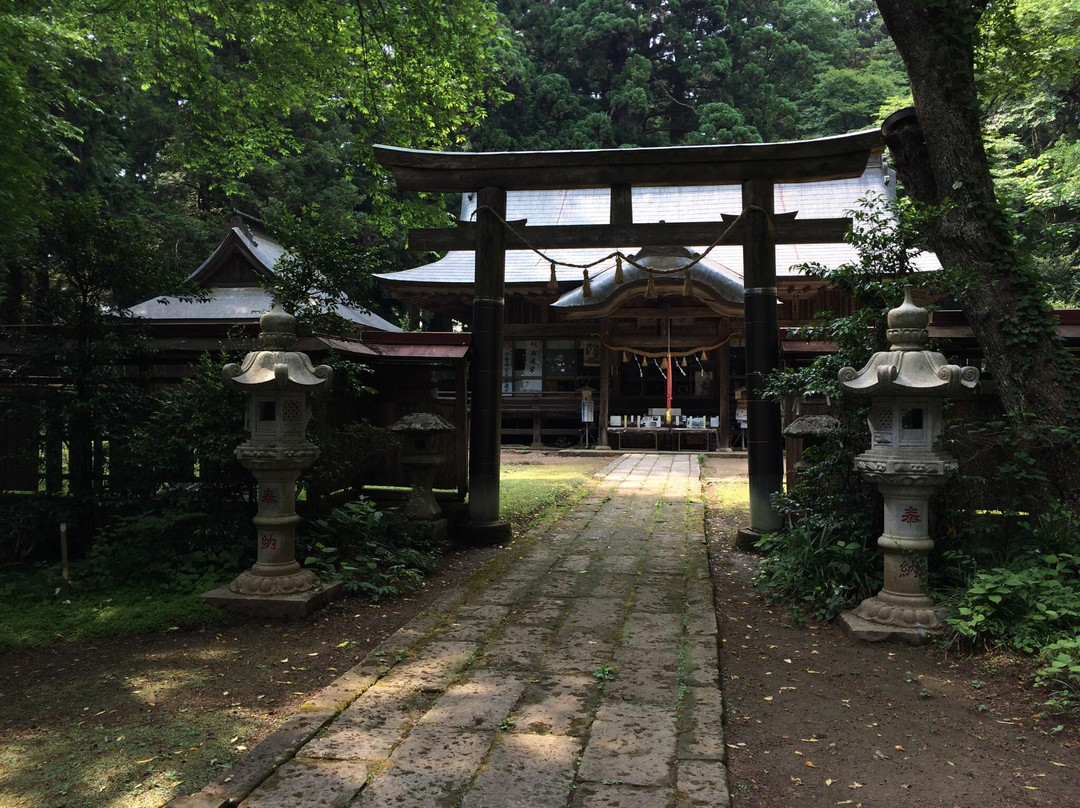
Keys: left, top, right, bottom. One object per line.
{"left": 375, "top": 130, "right": 884, "bottom": 544}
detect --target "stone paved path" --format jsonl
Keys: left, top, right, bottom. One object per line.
{"left": 170, "top": 454, "right": 728, "bottom": 808}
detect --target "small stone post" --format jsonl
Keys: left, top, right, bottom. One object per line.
{"left": 202, "top": 307, "right": 342, "bottom": 618}
{"left": 390, "top": 412, "right": 455, "bottom": 541}
{"left": 838, "top": 287, "right": 978, "bottom": 642}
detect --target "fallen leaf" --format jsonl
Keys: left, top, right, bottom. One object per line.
{"left": 825, "top": 779, "right": 834, "bottom": 786}
{"left": 849, "top": 782, "right": 864, "bottom": 789}
{"left": 1050, "top": 762, "right": 1068, "bottom": 767}
{"left": 895, "top": 745, "right": 905, "bottom": 751}
{"left": 805, "top": 761, "right": 818, "bottom": 768}
{"left": 764, "top": 696, "right": 774, "bottom": 702}
{"left": 137, "top": 757, "right": 156, "bottom": 764}
{"left": 790, "top": 776, "right": 803, "bottom": 784}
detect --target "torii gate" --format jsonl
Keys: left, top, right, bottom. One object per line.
{"left": 375, "top": 130, "right": 884, "bottom": 544}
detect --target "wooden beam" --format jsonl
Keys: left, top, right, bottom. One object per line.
{"left": 374, "top": 130, "right": 883, "bottom": 192}
{"left": 408, "top": 216, "right": 851, "bottom": 251}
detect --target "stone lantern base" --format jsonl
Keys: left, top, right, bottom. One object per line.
{"left": 202, "top": 579, "right": 344, "bottom": 619}
{"left": 840, "top": 604, "right": 941, "bottom": 645}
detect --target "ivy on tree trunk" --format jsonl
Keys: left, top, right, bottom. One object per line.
{"left": 876, "top": 0, "right": 1080, "bottom": 444}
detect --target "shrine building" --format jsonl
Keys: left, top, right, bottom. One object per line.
{"left": 375, "top": 148, "right": 935, "bottom": 451}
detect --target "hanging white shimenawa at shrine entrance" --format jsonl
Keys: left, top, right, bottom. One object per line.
{"left": 838, "top": 287, "right": 979, "bottom": 643}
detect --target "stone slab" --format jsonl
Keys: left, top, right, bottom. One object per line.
{"left": 237, "top": 759, "right": 367, "bottom": 808}
{"left": 201, "top": 579, "right": 344, "bottom": 619}
{"left": 606, "top": 648, "right": 680, "bottom": 705}
{"left": 375, "top": 641, "right": 478, "bottom": 691}
{"left": 388, "top": 725, "right": 494, "bottom": 777}
{"left": 299, "top": 668, "right": 378, "bottom": 713}
{"left": 512, "top": 673, "right": 597, "bottom": 737}
{"left": 632, "top": 576, "right": 687, "bottom": 614}
{"left": 353, "top": 767, "right": 466, "bottom": 808}
{"left": 577, "top": 702, "right": 677, "bottom": 787}
{"left": 544, "top": 636, "right": 613, "bottom": 674}
{"left": 675, "top": 760, "right": 730, "bottom": 807}
{"left": 683, "top": 635, "right": 720, "bottom": 689}
{"left": 190, "top": 709, "right": 336, "bottom": 805}
{"left": 459, "top": 733, "right": 582, "bottom": 808}
{"left": 508, "top": 596, "right": 571, "bottom": 626}
{"left": 621, "top": 612, "right": 684, "bottom": 653}
{"left": 416, "top": 671, "right": 528, "bottom": 730}
{"left": 478, "top": 625, "right": 555, "bottom": 670}
{"left": 571, "top": 783, "right": 675, "bottom": 808}
{"left": 303, "top": 687, "right": 432, "bottom": 761}
{"left": 558, "top": 598, "right": 627, "bottom": 643}
{"left": 677, "top": 687, "right": 725, "bottom": 760}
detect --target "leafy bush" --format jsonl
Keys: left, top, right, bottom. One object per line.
{"left": 82, "top": 489, "right": 250, "bottom": 591}
{"left": 754, "top": 517, "right": 882, "bottom": 621}
{"left": 301, "top": 498, "right": 444, "bottom": 601}
{"left": 1035, "top": 636, "right": 1080, "bottom": 713}
{"left": 945, "top": 549, "right": 1080, "bottom": 653}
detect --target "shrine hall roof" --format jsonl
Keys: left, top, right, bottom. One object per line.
{"left": 130, "top": 218, "right": 401, "bottom": 332}
{"left": 376, "top": 153, "right": 939, "bottom": 291}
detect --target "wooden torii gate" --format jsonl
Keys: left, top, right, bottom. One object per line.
{"left": 375, "top": 130, "right": 884, "bottom": 544}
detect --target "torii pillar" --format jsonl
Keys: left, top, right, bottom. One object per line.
{"left": 739, "top": 178, "right": 784, "bottom": 542}
{"left": 468, "top": 187, "right": 512, "bottom": 543}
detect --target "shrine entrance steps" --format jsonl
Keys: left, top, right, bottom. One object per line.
{"left": 169, "top": 453, "right": 730, "bottom": 808}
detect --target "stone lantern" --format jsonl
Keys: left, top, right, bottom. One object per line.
{"left": 838, "top": 287, "right": 979, "bottom": 642}
{"left": 203, "top": 306, "right": 342, "bottom": 617}
{"left": 390, "top": 412, "right": 455, "bottom": 541}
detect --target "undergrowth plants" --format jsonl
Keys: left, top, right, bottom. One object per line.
{"left": 301, "top": 497, "right": 444, "bottom": 601}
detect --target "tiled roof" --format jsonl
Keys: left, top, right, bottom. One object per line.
{"left": 131, "top": 223, "right": 400, "bottom": 331}
{"left": 128, "top": 287, "right": 402, "bottom": 332}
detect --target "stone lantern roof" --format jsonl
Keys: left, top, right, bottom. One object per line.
{"left": 223, "top": 307, "right": 333, "bottom": 393}
{"left": 839, "top": 287, "right": 979, "bottom": 398}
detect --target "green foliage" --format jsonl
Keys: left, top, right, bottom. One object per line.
{"left": 979, "top": 0, "right": 1080, "bottom": 304}
{"left": 477, "top": 0, "right": 906, "bottom": 150}
{"left": 306, "top": 421, "right": 400, "bottom": 501}
{"left": 763, "top": 195, "right": 920, "bottom": 401}
{"left": 1035, "top": 636, "right": 1080, "bottom": 713}
{"left": 127, "top": 352, "right": 248, "bottom": 496}
{"left": 754, "top": 515, "right": 882, "bottom": 621}
{"left": 945, "top": 548, "right": 1080, "bottom": 654}
{"left": 302, "top": 498, "right": 443, "bottom": 601}
{"left": 84, "top": 499, "right": 249, "bottom": 593}
{"left": 0, "top": 561, "right": 225, "bottom": 655}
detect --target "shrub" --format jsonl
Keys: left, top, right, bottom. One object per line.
{"left": 301, "top": 497, "right": 444, "bottom": 601}
{"left": 754, "top": 517, "right": 882, "bottom": 621}
{"left": 1035, "top": 636, "right": 1080, "bottom": 713}
{"left": 945, "top": 549, "right": 1080, "bottom": 653}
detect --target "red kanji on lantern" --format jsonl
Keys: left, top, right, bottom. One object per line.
{"left": 260, "top": 534, "right": 277, "bottom": 550}
{"left": 260, "top": 487, "right": 278, "bottom": 505}
{"left": 901, "top": 506, "right": 921, "bottom": 524}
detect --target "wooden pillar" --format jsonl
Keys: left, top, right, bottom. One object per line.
{"left": 740, "top": 178, "right": 784, "bottom": 539}
{"left": 467, "top": 187, "right": 512, "bottom": 543}
{"left": 598, "top": 326, "right": 611, "bottom": 448}
{"left": 718, "top": 340, "right": 731, "bottom": 451}
{"left": 456, "top": 358, "right": 469, "bottom": 499}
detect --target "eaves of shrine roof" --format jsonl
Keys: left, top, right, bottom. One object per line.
{"left": 127, "top": 287, "right": 402, "bottom": 332}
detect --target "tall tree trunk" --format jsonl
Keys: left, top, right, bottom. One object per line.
{"left": 875, "top": 0, "right": 1080, "bottom": 498}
